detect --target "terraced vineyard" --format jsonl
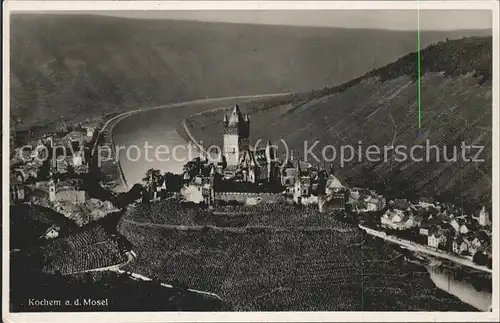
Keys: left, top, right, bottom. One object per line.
{"left": 119, "top": 218, "right": 474, "bottom": 311}
{"left": 38, "top": 224, "right": 128, "bottom": 275}
{"left": 125, "top": 198, "right": 354, "bottom": 230}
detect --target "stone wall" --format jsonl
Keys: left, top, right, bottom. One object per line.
{"left": 215, "top": 192, "right": 284, "bottom": 206}
{"left": 55, "top": 189, "right": 87, "bottom": 204}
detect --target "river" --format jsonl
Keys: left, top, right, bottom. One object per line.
{"left": 112, "top": 95, "right": 281, "bottom": 187}
{"left": 426, "top": 266, "right": 492, "bottom": 311}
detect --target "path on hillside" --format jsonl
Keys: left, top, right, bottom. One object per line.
{"left": 70, "top": 249, "right": 137, "bottom": 275}
{"left": 123, "top": 219, "right": 357, "bottom": 234}
{"left": 111, "top": 269, "right": 223, "bottom": 301}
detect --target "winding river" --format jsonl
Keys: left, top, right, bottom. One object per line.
{"left": 426, "top": 266, "right": 492, "bottom": 311}
{"left": 112, "top": 95, "right": 282, "bottom": 187}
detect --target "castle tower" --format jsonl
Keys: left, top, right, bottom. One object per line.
{"left": 479, "top": 205, "right": 490, "bottom": 226}
{"left": 49, "top": 178, "right": 56, "bottom": 202}
{"left": 207, "top": 165, "right": 216, "bottom": 209}
{"left": 223, "top": 105, "right": 249, "bottom": 167}
{"left": 265, "top": 140, "right": 276, "bottom": 182}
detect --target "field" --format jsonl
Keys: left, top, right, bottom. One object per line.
{"left": 124, "top": 197, "right": 355, "bottom": 230}
{"left": 118, "top": 200, "right": 475, "bottom": 311}
{"left": 35, "top": 224, "right": 128, "bottom": 275}
{"left": 119, "top": 220, "right": 475, "bottom": 311}
{"left": 10, "top": 203, "right": 79, "bottom": 250}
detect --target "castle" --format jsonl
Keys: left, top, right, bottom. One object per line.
{"left": 218, "top": 105, "right": 280, "bottom": 184}
{"left": 178, "top": 105, "right": 347, "bottom": 211}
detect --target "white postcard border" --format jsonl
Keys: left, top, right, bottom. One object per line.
{"left": 2, "top": 1, "right": 499, "bottom": 322}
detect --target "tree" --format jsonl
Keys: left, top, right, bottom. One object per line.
{"left": 163, "top": 172, "right": 182, "bottom": 192}
{"left": 142, "top": 168, "right": 162, "bottom": 188}
{"left": 473, "top": 252, "right": 487, "bottom": 266}
{"left": 182, "top": 158, "right": 208, "bottom": 178}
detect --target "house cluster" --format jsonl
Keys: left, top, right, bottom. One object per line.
{"left": 379, "top": 196, "right": 492, "bottom": 260}
{"left": 10, "top": 117, "right": 102, "bottom": 204}
{"left": 9, "top": 116, "right": 111, "bottom": 226}
{"left": 347, "top": 187, "right": 387, "bottom": 213}
{"left": 422, "top": 205, "right": 492, "bottom": 259}
{"left": 31, "top": 174, "right": 120, "bottom": 226}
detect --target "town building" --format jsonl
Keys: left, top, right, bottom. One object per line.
{"left": 452, "top": 236, "right": 469, "bottom": 254}
{"left": 49, "top": 177, "right": 87, "bottom": 204}
{"left": 43, "top": 225, "right": 60, "bottom": 239}
{"left": 428, "top": 230, "right": 447, "bottom": 249}
{"left": 181, "top": 164, "right": 215, "bottom": 207}
{"left": 473, "top": 206, "right": 491, "bottom": 227}
{"left": 381, "top": 209, "right": 416, "bottom": 230}
{"left": 10, "top": 184, "right": 26, "bottom": 204}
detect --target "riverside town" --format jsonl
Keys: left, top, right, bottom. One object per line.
{"left": 10, "top": 103, "right": 492, "bottom": 311}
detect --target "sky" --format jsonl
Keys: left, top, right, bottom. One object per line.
{"left": 96, "top": 10, "right": 492, "bottom": 31}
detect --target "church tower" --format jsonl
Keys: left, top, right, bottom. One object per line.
{"left": 49, "top": 177, "right": 56, "bottom": 202}
{"left": 223, "top": 105, "right": 250, "bottom": 167}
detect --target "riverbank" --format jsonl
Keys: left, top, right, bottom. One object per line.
{"left": 109, "top": 93, "right": 292, "bottom": 188}
{"left": 112, "top": 268, "right": 223, "bottom": 301}
{"left": 359, "top": 224, "right": 492, "bottom": 274}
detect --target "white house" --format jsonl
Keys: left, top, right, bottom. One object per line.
{"left": 419, "top": 227, "right": 429, "bottom": 236}
{"left": 460, "top": 224, "right": 471, "bottom": 234}
{"left": 181, "top": 183, "right": 204, "bottom": 204}
{"left": 428, "top": 232, "right": 447, "bottom": 249}
{"left": 450, "top": 219, "right": 461, "bottom": 232}
{"left": 418, "top": 197, "right": 435, "bottom": 210}
{"left": 475, "top": 206, "right": 491, "bottom": 227}
{"left": 428, "top": 233, "right": 440, "bottom": 248}
{"left": 452, "top": 237, "right": 468, "bottom": 254}
{"left": 381, "top": 209, "right": 416, "bottom": 231}
{"left": 86, "top": 127, "right": 95, "bottom": 138}
{"left": 73, "top": 152, "right": 83, "bottom": 167}
{"left": 44, "top": 225, "right": 60, "bottom": 239}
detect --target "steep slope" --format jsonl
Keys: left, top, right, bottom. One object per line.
{"left": 187, "top": 36, "right": 492, "bottom": 211}
{"left": 10, "top": 14, "right": 490, "bottom": 129}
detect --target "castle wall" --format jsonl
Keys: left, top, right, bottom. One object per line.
{"left": 181, "top": 185, "right": 204, "bottom": 204}
{"left": 215, "top": 192, "right": 284, "bottom": 206}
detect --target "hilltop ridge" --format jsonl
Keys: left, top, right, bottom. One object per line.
{"left": 10, "top": 14, "right": 491, "bottom": 129}
{"left": 186, "top": 36, "right": 493, "bottom": 211}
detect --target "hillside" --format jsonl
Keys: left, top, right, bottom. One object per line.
{"left": 186, "top": 36, "right": 492, "bottom": 211}
{"left": 10, "top": 269, "right": 226, "bottom": 311}
{"left": 10, "top": 14, "right": 491, "bottom": 129}
{"left": 10, "top": 204, "right": 79, "bottom": 250}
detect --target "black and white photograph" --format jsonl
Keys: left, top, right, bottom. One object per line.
{"left": 2, "top": 1, "right": 499, "bottom": 322}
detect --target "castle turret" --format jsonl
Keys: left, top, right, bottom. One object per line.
{"left": 223, "top": 105, "right": 250, "bottom": 168}
{"left": 265, "top": 140, "right": 277, "bottom": 182}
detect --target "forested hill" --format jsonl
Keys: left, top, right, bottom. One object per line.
{"left": 10, "top": 14, "right": 490, "bottom": 129}
{"left": 187, "top": 36, "right": 493, "bottom": 211}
